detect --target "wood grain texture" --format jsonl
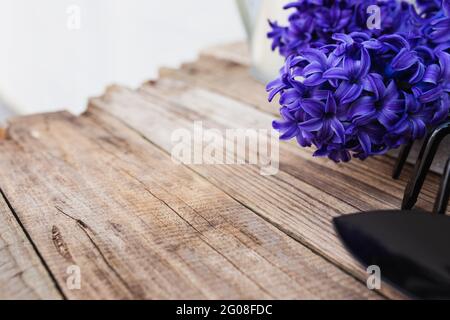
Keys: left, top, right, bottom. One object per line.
{"left": 0, "top": 108, "right": 379, "bottom": 299}
{"left": 91, "top": 83, "right": 406, "bottom": 299}
{"left": 158, "top": 56, "right": 276, "bottom": 117}
{"left": 0, "top": 193, "right": 61, "bottom": 299}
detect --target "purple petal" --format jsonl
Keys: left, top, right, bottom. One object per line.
{"left": 296, "top": 131, "right": 312, "bottom": 147}
{"left": 412, "top": 86, "right": 423, "bottom": 99}
{"left": 358, "top": 132, "right": 372, "bottom": 155}
{"left": 378, "top": 108, "right": 401, "bottom": 129}
{"left": 311, "top": 89, "right": 330, "bottom": 100}
{"left": 267, "top": 78, "right": 286, "bottom": 102}
{"left": 273, "top": 120, "right": 292, "bottom": 130}
{"left": 364, "top": 73, "right": 386, "bottom": 100}
{"left": 378, "top": 35, "right": 410, "bottom": 52}
{"left": 432, "top": 96, "right": 450, "bottom": 124}
{"left": 429, "top": 19, "right": 450, "bottom": 43}
{"left": 384, "top": 81, "right": 399, "bottom": 103}
{"left": 322, "top": 67, "right": 349, "bottom": 80}
{"left": 279, "top": 125, "right": 300, "bottom": 140}
{"left": 325, "top": 92, "right": 337, "bottom": 114}
{"left": 303, "top": 62, "right": 324, "bottom": 76}
{"left": 301, "top": 99, "right": 324, "bottom": 118}
{"left": 419, "top": 86, "right": 444, "bottom": 103}
{"left": 411, "top": 118, "right": 427, "bottom": 139}
{"left": 423, "top": 64, "right": 440, "bottom": 84}
{"left": 343, "top": 57, "right": 357, "bottom": 77}
{"left": 391, "top": 48, "right": 418, "bottom": 71}
{"left": 384, "top": 99, "right": 405, "bottom": 113}
{"left": 444, "top": 0, "right": 450, "bottom": 16}
{"left": 357, "top": 47, "right": 371, "bottom": 78}
{"left": 330, "top": 119, "right": 345, "bottom": 143}
{"left": 299, "top": 118, "right": 324, "bottom": 131}
{"left": 437, "top": 51, "right": 450, "bottom": 80}
{"left": 327, "top": 52, "right": 343, "bottom": 67}
{"left": 362, "top": 39, "right": 383, "bottom": 50}
{"left": 332, "top": 33, "right": 354, "bottom": 45}
{"left": 300, "top": 48, "right": 328, "bottom": 66}
{"left": 280, "top": 107, "right": 295, "bottom": 121}
{"left": 349, "top": 96, "right": 375, "bottom": 119}
{"left": 389, "top": 117, "right": 410, "bottom": 136}
{"left": 280, "top": 89, "right": 301, "bottom": 105}
{"left": 313, "top": 146, "right": 329, "bottom": 157}
{"left": 405, "top": 93, "right": 420, "bottom": 113}
{"left": 334, "top": 81, "right": 348, "bottom": 102}
{"left": 329, "top": 148, "right": 351, "bottom": 163}
{"left": 409, "top": 63, "right": 425, "bottom": 84}
{"left": 340, "top": 83, "right": 363, "bottom": 105}
{"left": 303, "top": 73, "right": 327, "bottom": 86}
{"left": 318, "top": 121, "right": 334, "bottom": 142}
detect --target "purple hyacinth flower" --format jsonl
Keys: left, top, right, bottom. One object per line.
{"left": 299, "top": 92, "right": 346, "bottom": 145}
{"left": 349, "top": 75, "right": 404, "bottom": 129}
{"left": 314, "top": 3, "right": 353, "bottom": 36}
{"left": 346, "top": 119, "right": 386, "bottom": 159}
{"left": 416, "top": 51, "right": 450, "bottom": 112}
{"left": 268, "top": 21, "right": 287, "bottom": 52}
{"left": 299, "top": 48, "right": 342, "bottom": 87}
{"left": 416, "top": 0, "right": 442, "bottom": 15}
{"left": 323, "top": 47, "right": 371, "bottom": 104}
{"left": 432, "top": 94, "right": 450, "bottom": 124}
{"left": 426, "top": 0, "right": 450, "bottom": 43}
{"left": 266, "top": 0, "right": 450, "bottom": 163}
{"left": 318, "top": 33, "right": 372, "bottom": 105}
{"left": 313, "top": 143, "right": 352, "bottom": 163}
{"left": 267, "top": 55, "right": 297, "bottom": 102}
{"left": 390, "top": 93, "right": 433, "bottom": 141}
{"left": 272, "top": 107, "right": 313, "bottom": 147}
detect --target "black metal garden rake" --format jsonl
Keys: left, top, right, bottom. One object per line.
{"left": 392, "top": 116, "right": 450, "bottom": 214}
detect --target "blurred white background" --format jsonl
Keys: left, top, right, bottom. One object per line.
{"left": 0, "top": 0, "right": 245, "bottom": 116}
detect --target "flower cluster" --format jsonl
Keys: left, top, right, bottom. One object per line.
{"left": 268, "top": 0, "right": 450, "bottom": 162}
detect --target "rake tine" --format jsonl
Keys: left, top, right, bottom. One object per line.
{"left": 402, "top": 121, "right": 450, "bottom": 210}
{"left": 434, "top": 157, "right": 450, "bottom": 215}
{"left": 392, "top": 141, "right": 414, "bottom": 179}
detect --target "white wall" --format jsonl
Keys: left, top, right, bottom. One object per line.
{"left": 0, "top": 0, "right": 245, "bottom": 115}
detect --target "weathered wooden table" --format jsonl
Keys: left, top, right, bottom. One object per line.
{"left": 0, "top": 43, "right": 446, "bottom": 300}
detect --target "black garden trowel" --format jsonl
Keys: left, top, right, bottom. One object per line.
{"left": 333, "top": 158, "right": 450, "bottom": 299}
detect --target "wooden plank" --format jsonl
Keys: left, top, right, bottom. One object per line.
{"left": 157, "top": 59, "right": 444, "bottom": 212}
{"left": 158, "top": 56, "right": 277, "bottom": 117}
{"left": 0, "top": 192, "right": 62, "bottom": 299}
{"left": 91, "top": 85, "right": 406, "bottom": 299}
{"left": 200, "top": 42, "right": 251, "bottom": 67}
{"left": 0, "top": 109, "right": 380, "bottom": 299}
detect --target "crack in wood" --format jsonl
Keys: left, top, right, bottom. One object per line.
{"left": 54, "top": 205, "right": 144, "bottom": 298}
{"left": 0, "top": 187, "right": 66, "bottom": 299}
{"left": 55, "top": 206, "right": 90, "bottom": 230}
{"left": 51, "top": 225, "right": 74, "bottom": 263}
{"left": 76, "top": 223, "right": 146, "bottom": 299}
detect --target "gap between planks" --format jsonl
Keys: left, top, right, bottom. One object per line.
{"left": 0, "top": 184, "right": 63, "bottom": 299}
